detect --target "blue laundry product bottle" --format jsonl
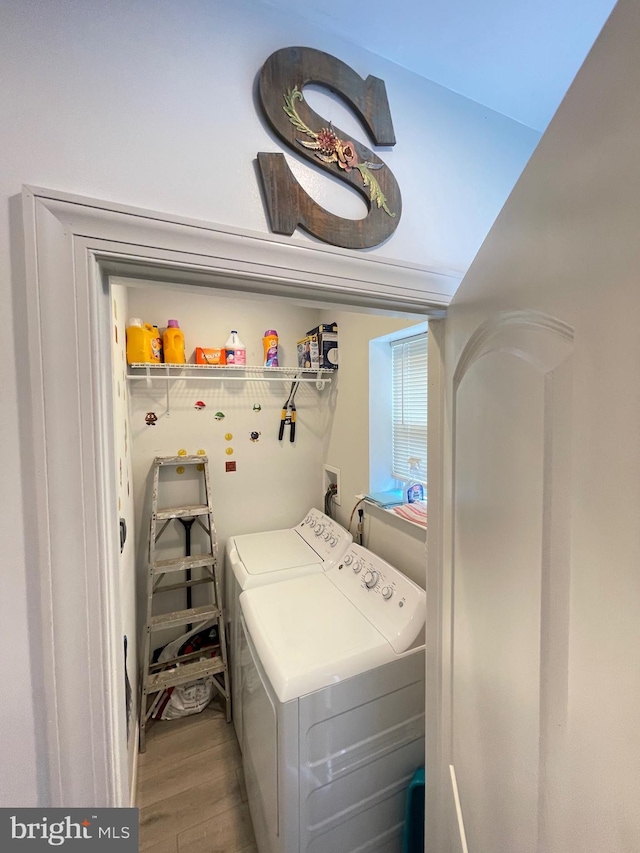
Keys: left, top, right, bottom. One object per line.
{"left": 404, "top": 458, "right": 424, "bottom": 504}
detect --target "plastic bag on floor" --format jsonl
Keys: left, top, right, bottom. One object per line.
{"left": 157, "top": 678, "right": 215, "bottom": 720}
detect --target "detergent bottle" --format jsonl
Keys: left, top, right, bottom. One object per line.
{"left": 149, "top": 324, "right": 162, "bottom": 362}
{"left": 404, "top": 458, "right": 424, "bottom": 504}
{"left": 225, "top": 330, "right": 246, "bottom": 366}
{"left": 126, "top": 318, "right": 156, "bottom": 364}
{"left": 263, "top": 330, "right": 279, "bottom": 367}
{"left": 163, "top": 319, "right": 186, "bottom": 364}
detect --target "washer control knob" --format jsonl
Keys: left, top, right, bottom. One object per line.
{"left": 324, "top": 533, "right": 331, "bottom": 541}
{"left": 308, "top": 519, "right": 316, "bottom": 529}
{"left": 382, "top": 586, "right": 394, "bottom": 600}
{"left": 353, "top": 560, "right": 364, "bottom": 574}
{"left": 364, "top": 570, "right": 379, "bottom": 588}
{"left": 315, "top": 524, "right": 325, "bottom": 537}
{"left": 330, "top": 536, "right": 337, "bottom": 546}
{"left": 344, "top": 553, "right": 353, "bottom": 565}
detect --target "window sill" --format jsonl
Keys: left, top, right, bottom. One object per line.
{"left": 364, "top": 500, "right": 427, "bottom": 539}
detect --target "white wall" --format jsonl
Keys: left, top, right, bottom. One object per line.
{"left": 126, "top": 280, "right": 328, "bottom": 538}
{"left": 319, "top": 308, "right": 428, "bottom": 586}
{"left": 436, "top": 0, "right": 640, "bottom": 847}
{"left": 1, "top": 0, "right": 538, "bottom": 804}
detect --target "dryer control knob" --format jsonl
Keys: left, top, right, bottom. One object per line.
{"left": 344, "top": 553, "right": 353, "bottom": 565}
{"left": 364, "top": 570, "right": 379, "bottom": 589}
{"left": 353, "top": 560, "right": 364, "bottom": 574}
{"left": 382, "top": 586, "right": 394, "bottom": 600}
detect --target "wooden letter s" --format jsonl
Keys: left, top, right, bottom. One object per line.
{"left": 256, "top": 46, "right": 401, "bottom": 250}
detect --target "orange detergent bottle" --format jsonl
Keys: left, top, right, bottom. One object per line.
{"left": 163, "top": 319, "right": 186, "bottom": 364}
{"left": 126, "top": 318, "right": 159, "bottom": 364}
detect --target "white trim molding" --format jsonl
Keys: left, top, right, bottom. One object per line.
{"left": 20, "top": 186, "right": 458, "bottom": 807}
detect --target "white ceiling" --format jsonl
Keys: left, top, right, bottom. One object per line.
{"left": 264, "top": 0, "right": 617, "bottom": 131}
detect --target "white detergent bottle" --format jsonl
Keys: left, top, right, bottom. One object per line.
{"left": 225, "top": 330, "right": 246, "bottom": 366}
{"left": 404, "top": 458, "right": 424, "bottom": 504}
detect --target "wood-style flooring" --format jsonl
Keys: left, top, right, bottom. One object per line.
{"left": 137, "top": 699, "right": 257, "bottom": 853}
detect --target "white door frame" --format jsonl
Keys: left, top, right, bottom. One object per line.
{"left": 20, "top": 185, "right": 457, "bottom": 807}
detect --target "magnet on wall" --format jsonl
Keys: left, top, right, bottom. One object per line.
{"left": 214, "top": 411, "right": 225, "bottom": 420}
{"left": 145, "top": 412, "right": 158, "bottom": 426}
{"left": 250, "top": 431, "right": 261, "bottom": 442}
{"left": 195, "top": 400, "right": 206, "bottom": 410}
{"left": 225, "top": 447, "right": 234, "bottom": 455}
{"left": 225, "top": 433, "right": 233, "bottom": 441}
{"left": 178, "top": 449, "right": 187, "bottom": 456}
{"left": 176, "top": 466, "right": 185, "bottom": 475}
{"left": 226, "top": 460, "right": 237, "bottom": 472}
{"left": 253, "top": 403, "right": 262, "bottom": 412}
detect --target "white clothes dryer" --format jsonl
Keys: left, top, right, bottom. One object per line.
{"left": 239, "top": 543, "right": 426, "bottom": 853}
{"left": 225, "top": 508, "right": 352, "bottom": 747}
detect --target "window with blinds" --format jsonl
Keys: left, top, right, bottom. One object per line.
{"left": 391, "top": 333, "right": 427, "bottom": 483}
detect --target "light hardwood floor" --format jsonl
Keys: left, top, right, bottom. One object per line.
{"left": 136, "top": 699, "right": 257, "bottom": 853}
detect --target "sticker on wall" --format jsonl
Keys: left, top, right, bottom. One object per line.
{"left": 253, "top": 403, "right": 262, "bottom": 412}
{"left": 225, "top": 433, "right": 233, "bottom": 441}
{"left": 250, "top": 431, "right": 261, "bottom": 442}
{"left": 194, "top": 400, "right": 206, "bottom": 410}
{"left": 214, "top": 411, "right": 226, "bottom": 421}
{"left": 145, "top": 412, "right": 158, "bottom": 426}
{"left": 225, "top": 447, "right": 234, "bottom": 455}
{"left": 226, "top": 460, "right": 237, "bottom": 472}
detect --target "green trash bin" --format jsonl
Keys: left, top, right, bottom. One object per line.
{"left": 402, "top": 766, "right": 425, "bottom": 853}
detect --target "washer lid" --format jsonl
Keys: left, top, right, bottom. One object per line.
{"left": 234, "top": 529, "right": 322, "bottom": 574}
{"left": 240, "top": 574, "right": 395, "bottom": 703}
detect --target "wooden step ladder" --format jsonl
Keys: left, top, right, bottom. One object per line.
{"left": 139, "top": 454, "right": 230, "bottom": 752}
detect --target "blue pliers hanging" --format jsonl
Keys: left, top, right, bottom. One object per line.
{"left": 278, "top": 378, "right": 300, "bottom": 442}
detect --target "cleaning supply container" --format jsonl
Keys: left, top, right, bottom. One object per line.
{"left": 404, "top": 458, "right": 424, "bottom": 504}
{"left": 150, "top": 325, "right": 162, "bottom": 362}
{"left": 401, "top": 766, "right": 425, "bottom": 853}
{"left": 263, "top": 330, "right": 279, "bottom": 367}
{"left": 126, "top": 318, "right": 157, "bottom": 364}
{"left": 163, "top": 320, "right": 186, "bottom": 364}
{"left": 225, "top": 330, "right": 246, "bottom": 366}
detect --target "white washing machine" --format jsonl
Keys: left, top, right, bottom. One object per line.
{"left": 239, "top": 543, "right": 426, "bottom": 853}
{"left": 225, "top": 508, "right": 352, "bottom": 747}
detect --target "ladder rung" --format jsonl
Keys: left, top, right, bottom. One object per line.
{"left": 154, "top": 504, "right": 211, "bottom": 520}
{"left": 146, "top": 656, "right": 226, "bottom": 692}
{"left": 150, "top": 604, "right": 220, "bottom": 631}
{"left": 149, "top": 644, "right": 220, "bottom": 671}
{"left": 154, "top": 577, "right": 214, "bottom": 594}
{"left": 154, "top": 455, "right": 208, "bottom": 466}
{"left": 152, "top": 553, "right": 216, "bottom": 574}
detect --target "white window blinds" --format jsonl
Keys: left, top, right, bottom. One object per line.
{"left": 391, "top": 333, "right": 427, "bottom": 483}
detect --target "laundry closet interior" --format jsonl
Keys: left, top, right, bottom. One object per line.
{"left": 111, "top": 272, "right": 430, "bottom": 850}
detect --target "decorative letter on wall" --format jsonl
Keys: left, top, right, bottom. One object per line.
{"left": 256, "top": 46, "right": 401, "bottom": 250}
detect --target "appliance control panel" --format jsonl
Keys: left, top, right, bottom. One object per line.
{"left": 297, "top": 508, "right": 352, "bottom": 565}
{"left": 330, "top": 543, "right": 426, "bottom": 653}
